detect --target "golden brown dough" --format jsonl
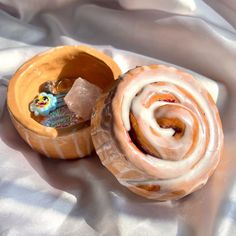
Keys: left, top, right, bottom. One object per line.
{"left": 91, "top": 64, "right": 224, "bottom": 200}
{"left": 7, "top": 45, "right": 121, "bottom": 159}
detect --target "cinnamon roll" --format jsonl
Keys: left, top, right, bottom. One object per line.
{"left": 91, "top": 65, "right": 224, "bottom": 201}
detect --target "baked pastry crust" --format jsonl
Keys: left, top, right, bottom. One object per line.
{"left": 91, "top": 64, "right": 224, "bottom": 200}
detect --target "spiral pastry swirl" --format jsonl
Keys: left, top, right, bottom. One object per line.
{"left": 91, "top": 65, "right": 224, "bottom": 201}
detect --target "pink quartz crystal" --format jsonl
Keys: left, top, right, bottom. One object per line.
{"left": 64, "top": 77, "right": 102, "bottom": 121}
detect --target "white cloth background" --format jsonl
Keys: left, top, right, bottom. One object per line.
{"left": 0, "top": 0, "right": 236, "bottom": 235}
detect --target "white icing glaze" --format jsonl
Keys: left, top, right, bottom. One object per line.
{"left": 114, "top": 65, "right": 223, "bottom": 180}
{"left": 131, "top": 83, "right": 203, "bottom": 161}
{"left": 91, "top": 64, "right": 224, "bottom": 200}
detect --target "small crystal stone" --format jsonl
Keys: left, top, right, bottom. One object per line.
{"left": 64, "top": 77, "right": 102, "bottom": 121}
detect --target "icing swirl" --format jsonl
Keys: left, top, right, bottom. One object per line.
{"left": 92, "top": 64, "right": 224, "bottom": 200}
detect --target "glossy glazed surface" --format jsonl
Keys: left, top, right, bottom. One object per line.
{"left": 7, "top": 45, "right": 121, "bottom": 158}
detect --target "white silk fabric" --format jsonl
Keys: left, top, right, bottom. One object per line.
{"left": 0, "top": 1, "right": 236, "bottom": 235}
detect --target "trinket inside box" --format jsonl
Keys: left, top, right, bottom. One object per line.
{"left": 7, "top": 45, "right": 121, "bottom": 159}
